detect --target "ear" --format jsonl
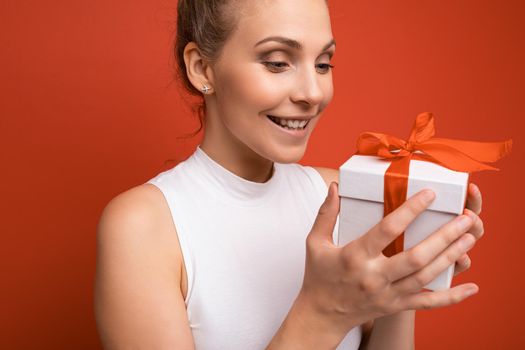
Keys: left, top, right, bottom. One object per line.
{"left": 183, "top": 42, "right": 215, "bottom": 94}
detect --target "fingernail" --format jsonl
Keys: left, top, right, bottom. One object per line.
{"left": 457, "top": 215, "right": 472, "bottom": 230}
{"left": 464, "top": 286, "right": 479, "bottom": 297}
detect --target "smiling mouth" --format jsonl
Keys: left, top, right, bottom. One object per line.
{"left": 267, "top": 115, "right": 310, "bottom": 130}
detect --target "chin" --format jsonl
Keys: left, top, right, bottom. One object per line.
{"left": 267, "top": 144, "right": 308, "bottom": 164}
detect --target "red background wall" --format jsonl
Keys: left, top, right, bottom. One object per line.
{"left": 1, "top": 0, "right": 523, "bottom": 349}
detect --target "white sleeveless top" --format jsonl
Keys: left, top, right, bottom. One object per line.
{"left": 145, "top": 146, "right": 362, "bottom": 349}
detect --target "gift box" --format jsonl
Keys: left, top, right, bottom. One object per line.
{"left": 336, "top": 112, "right": 512, "bottom": 291}
{"left": 337, "top": 153, "right": 469, "bottom": 291}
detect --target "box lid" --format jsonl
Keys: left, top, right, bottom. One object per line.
{"left": 339, "top": 154, "right": 469, "bottom": 215}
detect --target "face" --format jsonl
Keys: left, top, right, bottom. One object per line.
{"left": 207, "top": 0, "right": 335, "bottom": 163}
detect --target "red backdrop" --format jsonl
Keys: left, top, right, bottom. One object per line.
{"left": 1, "top": 0, "right": 523, "bottom": 349}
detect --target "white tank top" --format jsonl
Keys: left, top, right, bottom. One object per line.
{"left": 145, "top": 146, "right": 362, "bottom": 349}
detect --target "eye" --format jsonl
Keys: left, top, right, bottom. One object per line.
{"left": 262, "top": 61, "right": 335, "bottom": 74}
{"left": 316, "top": 63, "right": 335, "bottom": 74}
{"left": 262, "top": 61, "right": 290, "bottom": 72}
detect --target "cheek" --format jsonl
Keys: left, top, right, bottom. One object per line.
{"left": 217, "top": 64, "right": 289, "bottom": 115}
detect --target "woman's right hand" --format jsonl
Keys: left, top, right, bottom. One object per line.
{"left": 300, "top": 181, "right": 478, "bottom": 335}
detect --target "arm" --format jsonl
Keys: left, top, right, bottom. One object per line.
{"left": 358, "top": 319, "right": 374, "bottom": 350}
{"left": 94, "top": 184, "right": 195, "bottom": 349}
{"left": 362, "top": 311, "right": 415, "bottom": 350}
{"left": 363, "top": 182, "right": 484, "bottom": 350}
{"left": 267, "top": 167, "right": 482, "bottom": 349}
{"left": 312, "top": 168, "right": 484, "bottom": 350}
{"left": 313, "top": 167, "right": 414, "bottom": 350}
{"left": 266, "top": 292, "right": 356, "bottom": 350}
{"left": 265, "top": 168, "right": 372, "bottom": 349}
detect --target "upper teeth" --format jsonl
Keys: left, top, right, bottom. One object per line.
{"left": 269, "top": 115, "right": 308, "bottom": 128}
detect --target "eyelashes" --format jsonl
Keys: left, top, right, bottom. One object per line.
{"left": 262, "top": 61, "right": 335, "bottom": 74}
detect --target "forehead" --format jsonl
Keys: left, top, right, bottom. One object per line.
{"left": 227, "top": 0, "right": 333, "bottom": 50}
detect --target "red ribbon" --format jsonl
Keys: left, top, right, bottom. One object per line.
{"left": 355, "top": 112, "right": 513, "bottom": 257}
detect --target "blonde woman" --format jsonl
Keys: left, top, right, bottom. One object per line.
{"left": 94, "top": 1, "right": 483, "bottom": 349}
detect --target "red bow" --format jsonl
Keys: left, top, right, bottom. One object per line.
{"left": 355, "top": 112, "right": 513, "bottom": 257}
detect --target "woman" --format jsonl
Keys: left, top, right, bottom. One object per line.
{"left": 94, "top": 0, "right": 484, "bottom": 349}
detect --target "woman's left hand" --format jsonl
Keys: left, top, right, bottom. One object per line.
{"left": 453, "top": 183, "right": 484, "bottom": 277}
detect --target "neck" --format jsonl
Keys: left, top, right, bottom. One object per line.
{"left": 199, "top": 112, "right": 274, "bottom": 184}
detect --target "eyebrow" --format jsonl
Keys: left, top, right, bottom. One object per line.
{"left": 254, "top": 36, "right": 336, "bottom": 52}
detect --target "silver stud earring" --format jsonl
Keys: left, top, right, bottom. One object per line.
{"left": 201, "top": 84, "right": 211, "bottom": 94}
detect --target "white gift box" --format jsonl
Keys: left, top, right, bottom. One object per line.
{"left": 337, "top": 154, "right": 469, "bottom": 291}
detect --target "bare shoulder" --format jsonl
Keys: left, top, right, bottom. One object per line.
{"left": 96, "top": 183, "right": 180, "bottom": 267}
{"left": 95, "top": 183, "right": 194, "bottom": 349}
{"left": 98, "top": 183, "right": 170, "bottom": 232}
{"left": 311, "top": 166, "right": 339, "bottom": 188}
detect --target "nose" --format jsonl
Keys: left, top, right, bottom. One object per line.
{"left": 290, "top": 66, "right": 325, "bottom": 108}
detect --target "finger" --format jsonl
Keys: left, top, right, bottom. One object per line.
{"left": 465, "top": 183, "right": 482, "bottom": 215}
{"left": 359, "top": 189, "right": 435, "bottom": 257}
{"left": 453, "top": 253, "right": 471, "bottom": 277}
{"left": 385, "top": 214, "right": 473, "bottom": 281}
{"left": 308, "top": 182, "right": 340, "bottom": 246}
{"left": 392, "top": 233, "right": 475, "bottom": 293}
{"left": 463, "top": 208, "right": 485, "bottom": 240}
{"left": 399, "top": 283, "right": 479, "bottom": 311}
